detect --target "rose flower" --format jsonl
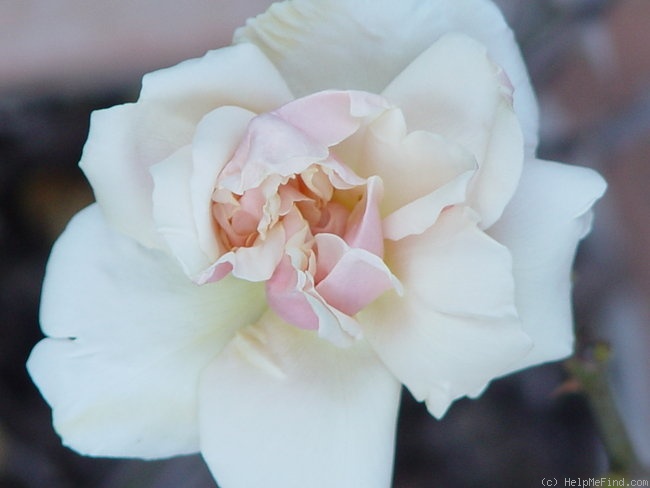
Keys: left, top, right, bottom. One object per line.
{"left": 28, "top": 0, "right": 606, "bottom": 487}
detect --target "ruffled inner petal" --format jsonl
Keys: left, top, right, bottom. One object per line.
{"left": 343, "top": 176, "right": 385, "bottom": 256}
{"left": 266, "top": 255, "right": 319, "bottom": 330}
{"left": 314, "top": 233, "right": 401, "bottom": 316}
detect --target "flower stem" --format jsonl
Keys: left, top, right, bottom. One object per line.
{"left": 566, "top": 343, "right": 641, "bottom": 476}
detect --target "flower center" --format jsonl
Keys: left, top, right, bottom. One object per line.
{"left": 213, "top": 161, "right": 375, "bottom": 257}
{"left": 203, "top": 91, "right": 400, "bottom": 343}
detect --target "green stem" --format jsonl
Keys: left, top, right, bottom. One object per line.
{"left": 566, "top": 343, "right": 641, "bottom": 476}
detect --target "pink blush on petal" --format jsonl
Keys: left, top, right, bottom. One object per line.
{"left": 344, "top": 176, "right": 384, "bottom": 257}
{"left": 266, "top": 256, "right": 319, "bottom": 330}
{"left": 315, "top": 250, "right": 397, "bottom": 316}
{"left": 313, "top": 234, "right": 399, "bottom": 316}
{"left": 205, "top": 90, "right": 402, "bottom": 336}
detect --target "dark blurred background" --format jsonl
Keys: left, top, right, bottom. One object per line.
{"left": 1, "top": 1, "right": 649, "bottom": 487}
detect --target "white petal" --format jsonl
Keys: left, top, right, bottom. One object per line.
{"left": 360, "top": 207, "right": 531, "bottom": 417}
{"left": 151, "top": 106, "right": 256, "bottom": 279}
{"left": 382, "top": 169, "right": 474, "bottom": 241}
{"left": 212, "top": 223, "right": 286, "bottom": 283}
{"left": 356, "top": 107, "right": 478, "bottom": 215}
{"left": 382, "top": 34, "right": 523, "bottom": 228}
{"left": 198, "top": 311, "right": 401, "bottom": 488}
{"left": 27, "top": 205, "right": 266, "bottom": 458}
{"left": 191, "top": 106, "right": 257, "bottom": 262}
{"left": 235, "top": 0, "right": 538, "bottom": 152}
{"left": 488, "top": 160, "right": 607, "bottom": 371}
{"left": 80, "top": 43, "right": 292, "bottom": 248}
{"left": 151, "top": 145, "right": 210, "bottom": 278}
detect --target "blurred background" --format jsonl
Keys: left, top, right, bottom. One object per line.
{"left": 1, "top": 0, "right": 648, "bottom": 486}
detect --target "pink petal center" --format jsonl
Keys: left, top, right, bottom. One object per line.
{"left": 206, "top": 90, "right": 400, "bottom": 338}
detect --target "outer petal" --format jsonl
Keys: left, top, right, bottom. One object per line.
{"left": 27, "top": 205, "right": 266, "bottom": 458}
{"left": 198, "top": 311, "right": 401, "bottom": 488}
{"left": 235, "top": 0, "right": 538, "bottom": 153}
{"left": 382, "top": 34, "right": 523, "bottom": 228}
{"left": 488, "top": 160, "right": 607, "bottom": 371}
{"left": 359, "top": 207, "right": 532, "bottom": 417}
{"left": 80, "top": 43, "right": 293, "bottom": 248}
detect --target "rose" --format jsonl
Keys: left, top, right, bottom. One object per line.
{"left": 27, "top": 0, "right": 606, "bottom": 487}
{"left": 169, "top": 90, "right": 403, "bottom": 346}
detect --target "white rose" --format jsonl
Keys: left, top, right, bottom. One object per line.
{"left": 28, "top": 1, "right": 606, "bottom": 487}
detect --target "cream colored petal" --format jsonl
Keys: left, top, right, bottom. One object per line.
{"left": 235, "top": 0, "right": 538, "bottom": 152}
{"left": 191, "top": 106, "right": 257, "bottom": 262}
{"left": 382, "top": 34, "right": 523, "bottom": 228}
{"left": 151, "top": 145, "right": 210, "bottom": 278}
{"left": 360, "top": 207, "right": 531, "bottom": 417}
{"left": 216, "top": 223, "right": 286, "bottom": 283}
{"left": 382, "top": 170, "right": 474, "bottom": 241}
{"left": 80, "top": 43, "right": 292, "bottom": 247}
{"left": 218, "top": 90, "right": 388, "bottom": 195}
{"left": 27, "top": 205, "right": 266, "bottom": 458}
{"left": 151, "top": 106, "right": 256, "bottom": 279}
{"left": 199, "top": 311, "right": 401, "bottom": 488}
{"left": 489, "top": 160, "right": 607, "bottom": 371}
{"left": 356, "top": 107, "right": 477, "bottom": 215}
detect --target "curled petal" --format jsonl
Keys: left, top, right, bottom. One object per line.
{"left": 151, "top": 106, "right": 259, "bottom": 281}
{"left": 383, "top": 169, "right": 474, "bottom": 241}
{"left": 267, "top": 233, "right": 400, "bottom": 346}
{"left": 382, "top": 34, "right": 523, "bottom": 228}
{"left": 200, "top": 224, "right": 286, "bottom": 284}
{"left": 315, "top": 233, "right": 402, "bottom": 316}
{"left": 343, "top": 175, "right": 385, "bottom": 256}
{"left": 358, "top": 107, "right": 478, "bottom": 215}
{"left": 267, "top": 266, "right": 363, "bottom": 347}
{"left": 80, "top": 103, "right": 163, "bottom": 249}
{"left": 266, "top": 256, "right": 320, "bottom": 331}
{"left": 80, "top": 44, "right": 293, "bottom": 248}
{"left": 303, "top": 293, "right": 363, "bottom": 346}
{"left": 218, "top": 112, "right": 329, "bottom": 193}
{"left": 151, "top": 145, "right": 210, "bottom": 279}
{"left": 190, "top": 106, "right": 257, "bottom": 261}
{"left": 218, "top": 90, "right": 389, "bottom": 194}
{"left": 273, "top": 90, "right": 391, "bottom": 147}
{"left": 360, "top": 207, "right": 531, "bottom": 417}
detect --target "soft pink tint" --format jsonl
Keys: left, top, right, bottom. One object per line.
{"left": 206, "top": 91, "right": 400, "bottom": 339}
